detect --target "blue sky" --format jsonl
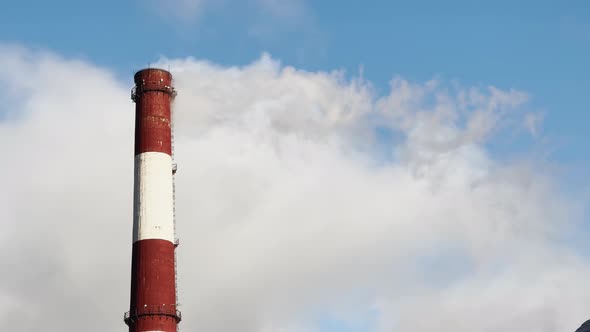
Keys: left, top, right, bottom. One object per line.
{"left": 2, "top": 1, "right": 590, "bottom": 331}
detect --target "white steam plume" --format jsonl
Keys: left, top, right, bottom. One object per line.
{"left": 0, "top": 45, "right": 587, "bottom": 332}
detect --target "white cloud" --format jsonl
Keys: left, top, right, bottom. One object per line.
{"left": 151, "top": 0, "right": 309, "bottom": 23}
{"left": 524, "top": 112, "right": 544, "bottom": 137}
{"left": 254, "top": 0, "right": 308, "bottom": 20}
{"left": 0, "top": 45, "right": 587, "bottom": 332}
{"left": 147, "top": 0, "right": 209, "bottom": 21}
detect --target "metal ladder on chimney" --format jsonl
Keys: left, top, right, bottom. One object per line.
{"left": 171, "top": 116, "right": 180, "bottom": 332}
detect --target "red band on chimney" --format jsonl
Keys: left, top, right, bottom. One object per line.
{"left": 133, "top": 69, "right": 175, "bottom": 156}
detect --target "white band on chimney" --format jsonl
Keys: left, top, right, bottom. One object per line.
{"left": 133, "top": 151, "right": 175, "bottom": 243}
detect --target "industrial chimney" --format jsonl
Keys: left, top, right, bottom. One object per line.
{"left": 124, "top": 68, "right": 181, "bottom": 332}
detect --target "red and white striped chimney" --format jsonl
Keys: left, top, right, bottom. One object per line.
{"left": 124, "top": 68, "right": 181, "bottom": 332}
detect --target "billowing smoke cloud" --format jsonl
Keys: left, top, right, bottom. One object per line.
{"left": 0, "top": 44, "right": 587, "bottom": 332}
